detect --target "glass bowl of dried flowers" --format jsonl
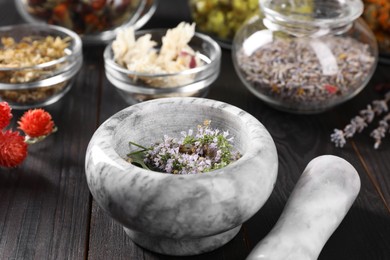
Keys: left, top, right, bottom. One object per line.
{"left": 103, "top": 22, "right": 221, "bottom": 104}
{"left": 188, "top": 0, "right": 260, "bottom": 49}
{"left": 85, "top": 97, "right": 278, "bottom": 256}
{"left": 15, "top": 0, "right": 158, "bottom": 44}
{"left": 0, "top": 24, "right": 82, "bottom": 109}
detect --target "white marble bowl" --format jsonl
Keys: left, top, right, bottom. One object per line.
{"left": 85, "top": 97, "right": 278, "bottom": 256}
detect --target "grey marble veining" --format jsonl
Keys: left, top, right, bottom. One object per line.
{"left": 85, "top": 97, "right": 278, "bottom": 256}
{"left": 124, "top": 225, "right": 241, "bottom": 255}
{"left": 247, "top": 155, "right": 361, "bottom": 260}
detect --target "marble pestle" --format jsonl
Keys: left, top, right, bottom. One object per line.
{"left": 247, "top": 155, "right": 361, "bottom": 260}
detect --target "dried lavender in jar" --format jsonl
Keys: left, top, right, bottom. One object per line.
{"left": 236, "top": 36, "right": 376, "bottom": 109}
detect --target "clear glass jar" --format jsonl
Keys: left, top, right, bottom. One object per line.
{"left": 232, "top": 0, "right": 378, "bottom": 114}
{"left": 188, "top": 0, "right": 260, "bottom": 48}
{"left": 15, "top": 0, "right": 158, "bottom": 44}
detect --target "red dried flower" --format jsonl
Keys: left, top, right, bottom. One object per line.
{"left": 0, "top": 102, "right": 12, "bottom": 130}
{"left": 0, "top": 130, "right": 28, "bottom": 168}
{"left": 324, "top": 84, "right": 339, "bottom": 95}
{"left": 18, "top": 109, "right": 55, "bottom": 137}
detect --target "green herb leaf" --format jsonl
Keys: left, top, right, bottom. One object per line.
{"left": 128, "top": 151, "right": 150, "bottom": 170}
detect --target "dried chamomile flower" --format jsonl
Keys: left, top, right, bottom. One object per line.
{"left": 0, "top": 35, "right": 70, "bottom": 83}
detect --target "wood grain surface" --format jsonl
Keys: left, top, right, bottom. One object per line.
{"left": 0, "top": 0, "right": 389, "bottom": 259}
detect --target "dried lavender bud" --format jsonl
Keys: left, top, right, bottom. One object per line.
{"left": 331, "top": 91, "right": 390, "bottom": 148}
{"left": 330, "top": 129, "right": 346, "bottom": 148}
{"left": 371, "top": 113, "right": 390, "bottom": 149}
{"left": 372, "top": 100, "right": 388, "bottom": 114}
{"left": 359, "top": 105, "right": 375, "bottom": 123}
{"left": 350, "top": 116, "right": 367, "bottom": 133}
{"left": 236, "top": 36, "right": 375, "bottom": 111}
{"left": 127, "top": 120, "right": 241, "bottom": 174}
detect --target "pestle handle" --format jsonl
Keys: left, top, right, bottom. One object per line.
{"left": 246, "top": 155, "right": 361, "bottom": 260}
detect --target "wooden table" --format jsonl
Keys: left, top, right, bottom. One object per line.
{"left": 1, "top": 1, "right": 389, "bottom": 259}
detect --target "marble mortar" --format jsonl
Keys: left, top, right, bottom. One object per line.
{"left": 85, "top": 97, "right": 278, "bottom": 256}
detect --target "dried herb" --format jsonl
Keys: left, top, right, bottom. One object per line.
{"left": 22, "top": 0, "right": 140, "bottom": 35}
{"left": 236, "top": 36, "right": 375, "bottom": 109}
{"left": 363, "top": 0, "right": 390, "bottom": 53}
{"left": 331, "top": 91, "right": 390, "bottom": 149}
{"left": 371, "top": 113, "right": 390, "bottom": 149}
{"left": 0, "top": 35, "right": 70, "bottom": 104}
{"left": 112, "top": 22, "right": 203, "bottom": 88}
{"left": 0, "top": 36, "right": 69, "bottom": 83}
{"left": 127, "top": 120, "right": 241, "bottom": 174}
{"left": 189, "top": 0, "right": 259, "bottom": 40}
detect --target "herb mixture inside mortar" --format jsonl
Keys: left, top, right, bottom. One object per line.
{"left": 126, "top": 120, "right": 241, "bottom": 174}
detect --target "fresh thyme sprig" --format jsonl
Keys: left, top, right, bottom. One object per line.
{"left": 126, "top": 120, "right": 241, "bottom": 174}
{"left": 126, "top": 141, "right": 151, "bottom": 170}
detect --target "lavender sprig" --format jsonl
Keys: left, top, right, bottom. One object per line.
{"left": 127, "top": 120, "right": 241, "bottom": 174}
{"left": 371, "top": 113, "right": 390, "bottom": 149}
{"left": 331, "top": 91, "right": 390, "bottom": 148}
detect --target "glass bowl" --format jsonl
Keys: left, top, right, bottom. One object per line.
{"left": 15, "top": 0, "right": 158, "bottom": 44}
{"left": 0, "top": 24, "right": 82, "bottom": 109}
{"left": 104, "top": 28, "right": 221, "bottom": 104}
{"left": 134, "top": 0, "right": 159, "bottom": 30}
{"left": 188, "top": 0, "right": 260, "bottom": 49}
{"left": 362, "top": 0, "right": 390, "bottom": 62}
{"left": 232, "top": 0, "right": 378, "bottom": 114}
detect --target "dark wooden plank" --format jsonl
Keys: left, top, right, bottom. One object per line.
{"left": 0, "top": 1, "right": 24, "bottom": 26}
{"left": 207, "top": 47, "right": 390, "bottom": 259}
{"left": 87, "top": 3, "right": 249, "bottom": 259}
{"left": 342, "top": 64, "right": 390, "bottom": 211}
{"left": 88, "top": 48, "right": 390, "bottom": 260}
{"left": 244, "top": 111, "right": 389, "bottom": 258}
{"left": 0, "top": 45, "right": 102, "bottom": 259}
{"left": 87, "top": 1, "right": 390, "bottom": 260}
{"left": 88, "top": 47, "right": 251, "bottom": 260}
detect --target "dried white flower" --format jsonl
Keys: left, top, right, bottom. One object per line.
{"left": 111, "top": 22, "right": 203, "bottom": 87}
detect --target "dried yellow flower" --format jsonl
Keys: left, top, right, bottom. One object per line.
{"left": 0, "top": 35, "right": 71, "bottom": 105}
{"left": 0, "top": 35, "right": 70, "bottom": 83}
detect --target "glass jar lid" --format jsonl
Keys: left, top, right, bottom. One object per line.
{"left": 260, "top": 0, "right": 364, "bottom": 36}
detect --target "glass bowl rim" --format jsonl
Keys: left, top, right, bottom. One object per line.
{"left": 104, "top": 29, "right": 222, "bottom": 78}
{"left": 0, "top": 23, "right": 82, "bottom": 71}
{"left": 0, "top": 56, "right": 82, "bottom": 90}
{"left": 260, "top": 0, "right": 364, "bottom": 28}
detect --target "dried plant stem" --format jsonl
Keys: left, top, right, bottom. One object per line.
{"left": 371, "top": 113, "right": 390, "bottom": 149}
{"left": 331, "top": 91, "right": 390, "bottom": 148}
{"left": 24, "top": 126, "right": 58, "bottom": 144}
